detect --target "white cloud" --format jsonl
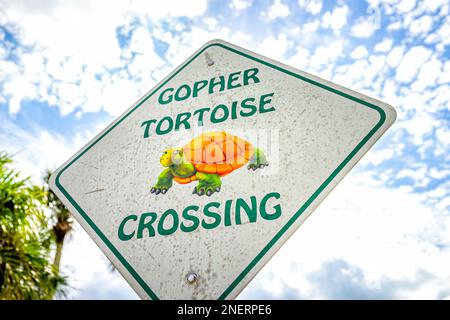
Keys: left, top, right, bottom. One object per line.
{"left": 302, "top": 20, "right": 320, "bottom": 34}
{"left": 396, "top": 167, "right": 427, "bottom": 181}
{"left": 57, "top": 83, "right": 86, "bottom": 116}
{"left": 203, "top": 17, "right": 219, "bottom": 30}
{"left": 410, "top": 15, "right": 434, "bottom": 36}
{"left": 95, "top": 75, "right": 147, "bottom": 117}
{"left": 129, "top": 27, "right": 153, "bottom": 55}
{"left": 127, "top": 26, "right": 165, "bottom": 80}
{"left": 129, "top": 0, "right": 208, "bottom": 18}
{"left": 2, "top": 1, "right": 125, "bottom": 66}
{"left": 350, "top": 18, "right": 379, "bottom": 38}
{"left": 0, "top": 60, "right": 18, "bottom": 80}
{"left": 435, "top": 128, "right": 450, "bottom": 149}
{"left": 256, "top": 33, "right": 293, "bottom": 60}
{"left": 0, "top": 0, "right": 206, "bottom": 116}
{"left": 2, "top": 77, "right": 38, "bottom": 114}
{"left": 396, "top": 46, "right": 432, "bottom": 83}
{"left": 230, "top": 0, "right": 253, "bottom": 10}
{"left": 322, "top": 5, "right": 349, "bottom": 32}
{"left": 434, "top": 16, "right": 450, "bottom": 46}
{"left": 61, "top": 222, "right": 138, "bottom": 300}
{"left": 439, "top": 61, "right": 450, "bottom": 84}
{"left": 262, "top": 0, "right": 291, "bottom": 20}
{"left": 286, "top": 46, "right": 310, "bottom": 70}
{"left": 298, "top": 0, "right": 322, "bottom": 15}
{"left": 160, "top": 24, "right": 243, "bottom": 67}
{"left": 309, "top": 40, "right": 344, "bottom": 70}
{"left": 399, "top": 109, "right": 437, "bottom": 145}
{"left": 374, "top": 38, "right": 393, "bottom": 52}
{"left": 350, "top": 45, "right": 369, "bottom": 59}
{"left": 0, "top": 117, "right": 99, "bottom": 182}
{"left": 387, "top": 20, "right": 402, "bottom": 31}
{"left": 421, "top": 0, "right": 448, "bottom": 13}
{"left": 412, "top": 57, "right": 443, "bottom": 91}
{"left": 332, "top": 53, "right": 386, "bottom": 90}
{"left": 239, "top": 174, "right": 450, "bottom": 299}
{"left": 386, "top": 46, "right": 405, "bottom": 68}
{"left": 362, "top": 148, "right": 394, "bottom": 166}
{"left": 429, "top": 168, "right": 449, "bottom": 180}
{"left": 397, "top": 0, "right": 417, "bottom": 13}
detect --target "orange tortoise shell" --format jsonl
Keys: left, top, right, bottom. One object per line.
{"left": 173, "top": 132, "right": 254, "bottom": 184}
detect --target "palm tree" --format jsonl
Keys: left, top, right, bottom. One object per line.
{"left": 0, "top": 153, "right": 64, "bottom": 299}
{"left": 43, "top": 170, "right": 73, "bottom": 272}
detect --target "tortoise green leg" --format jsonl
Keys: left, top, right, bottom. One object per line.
{"left": 248, "top": 148, "right": 269, "bottom": 171}
{"left": 193, "top": 172, "right": 222, "bottom": 197}
{"left": 151, "top": 168, "right": 173, "bottom": 195}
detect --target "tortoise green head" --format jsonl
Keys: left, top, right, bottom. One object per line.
{"left": 160, "top": 148, "right": 184, "bottom": 167}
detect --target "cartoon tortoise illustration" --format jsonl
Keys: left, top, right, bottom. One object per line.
{"left": 151, "top": 131, "right": 268, "bottom": 196}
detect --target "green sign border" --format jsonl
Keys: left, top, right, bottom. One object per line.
{"left": 55, "top": 42, "right": 386, "bottom": 300}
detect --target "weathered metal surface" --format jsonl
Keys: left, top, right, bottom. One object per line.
{"left": 49, "top": 39, "right": 396, "bottom": 300}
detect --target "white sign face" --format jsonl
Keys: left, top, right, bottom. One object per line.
{"left": 49, "top": 39, "right": 396, "bottom": 300}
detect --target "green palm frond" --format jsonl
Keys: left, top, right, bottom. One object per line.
{"left": 0, "top": 152, "right": 65, "bottom": 300}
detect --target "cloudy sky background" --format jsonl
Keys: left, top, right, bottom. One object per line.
{"left": 0, "top": 0, "right": 449, "bottom": 299}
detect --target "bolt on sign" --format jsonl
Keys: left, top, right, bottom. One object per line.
{"left": 49, "top": 39, "right": 396, "bottom": 300}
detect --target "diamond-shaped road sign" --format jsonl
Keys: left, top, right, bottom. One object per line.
{"left": 49, "top": 39, "right": 396, "bottom": 300}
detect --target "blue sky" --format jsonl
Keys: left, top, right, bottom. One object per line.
{"left": 0, "top": 0, "right": 449, "bottom": 299}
